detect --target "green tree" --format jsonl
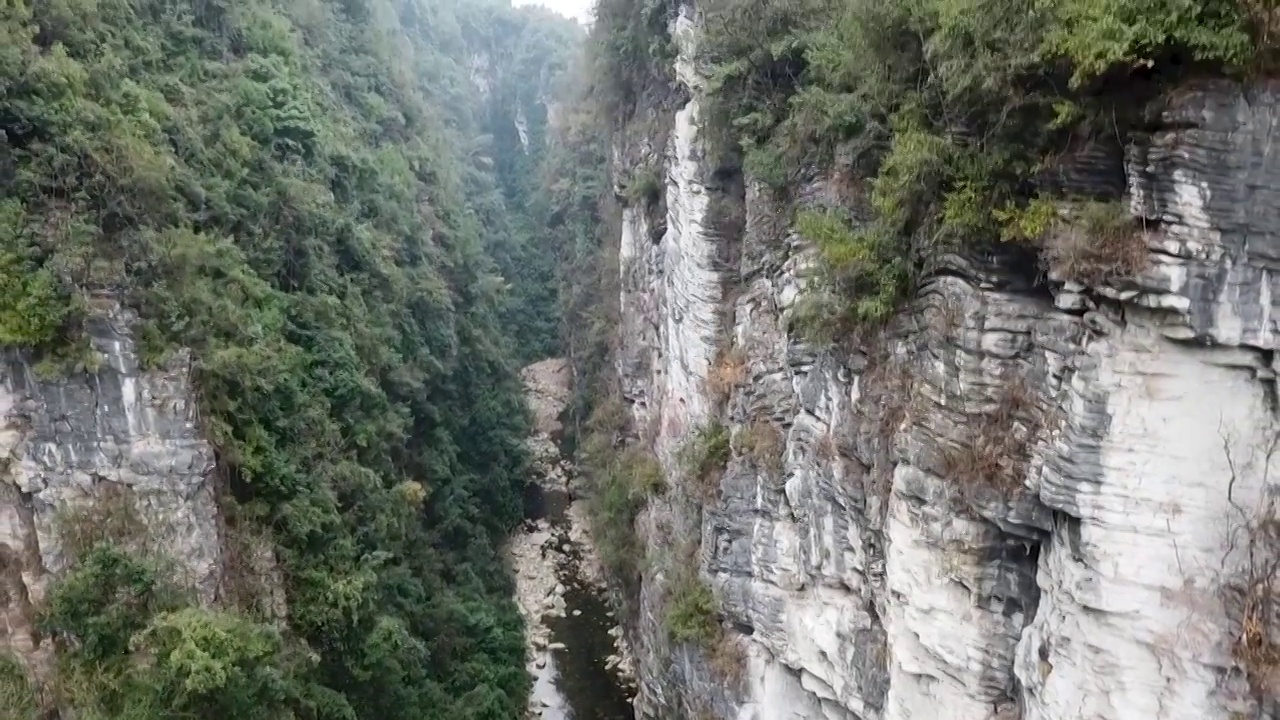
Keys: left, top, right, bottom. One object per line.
{"left": 2, "top": 0, "right": 582, "bottom": 716}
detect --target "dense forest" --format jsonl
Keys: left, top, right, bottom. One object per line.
{"left": 0, "top": 0, "right": 581, "bottom": 717}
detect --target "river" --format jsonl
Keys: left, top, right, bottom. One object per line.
{"left": 513, "top": 359, "right": 636, "bottom": 720}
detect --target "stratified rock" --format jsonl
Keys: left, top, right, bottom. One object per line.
{"left": 0, "top": 300, "right": 233, "bottom": 685}
{"left": 611, "top": 9, "right": 1280, "bottom": 720}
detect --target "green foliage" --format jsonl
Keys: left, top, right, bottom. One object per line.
{"left": 1, "top": 0, "right": 575, "bottom": 716}
{"left": 592, "top": 0, "right": 680, "bottom": 116}
{"left": 701, "top": 0, "right": 833, "bottom": 142}
{"left": 0, "top": 654, "right": 38, "bottom": 720}
{"left": 797, "top": 209, "right": 875, "bottom": 271}
{"left": 580, "top": 397, "right": 664, "bottom": 597}
{"left": 794, "top": 208, "right": 908, "bottom": 331}
{"left": 665, "top": 570, "right": 719, "bottom": 647}
{"left": 743, "top": 141, "right": 790, "bottom": 190}
{"left": 693, "top": 0, "right": 1279, "bottom": 337}
{"left": 0, "top": 257, "right": 73, "bottom": 347}
{"left": 41, "top": 545, "right": 184, "bottom": 663}
{"left": 0, "top": 201, "right": 76, "bottom": 347}
{"left": 680, "top": 421, "right": 731, "bottom": 498}
{"left": 1043, "top": 0, "right": 1252, "bottom": 85}
{"left": 131, "top": 609, "right": 339, "bottom": 720}
{"left": 467, "top": 3, "right": 584, "bottom": 363}
{"left": 624, "top": 165, "right": 665, "bottom": 206}
{"left": 539, "top": 47, "right": 624, "bottom": 451}
{"left": 591, "top": 448, "right": 664, "bottom": 579}
{"left": 40, "top": 545, "right": 347, "bottom": 720}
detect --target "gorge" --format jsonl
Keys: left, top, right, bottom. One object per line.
{"left": 5, "top": 0, "right": 1280, "bottom": 719}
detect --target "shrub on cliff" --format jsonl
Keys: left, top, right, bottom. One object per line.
{"left": 583, "top": 420, "right": 665, "bottom": 597}
{"left": 0, "top": 654, "right": 38, "bottom": 720}
{"left": 741, "top": 419, "right": 785, "bottom": 482}
{"left": 680, "top": 421, "right": 732, "bottom": 499}
{"left": 699, "top": 0, "right": 1274, "bottom": 337}
{"left": 39, "top": 544, "right": 347, "bottom": 720}
{"left": 593, "top": 0, "right": 681, "bottom": 116}
{"left": 663, "top": 563, "right": 745, "bottom": 686}
{"left": 665, "top": 571, "right": 719, "bottom": 646}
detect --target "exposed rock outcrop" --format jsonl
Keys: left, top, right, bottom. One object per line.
{"left": 0, "top": 301, "right": 224, "bottom": 680}
{"left": 612, "top": 7, "right": 1280, "bottom": 720}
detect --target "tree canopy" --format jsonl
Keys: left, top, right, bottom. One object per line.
{"left": 0, "top": 0, "right": 580, "bottom": 717}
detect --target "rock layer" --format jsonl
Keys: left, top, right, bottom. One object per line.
{"left": 0, "top": 301, "right": 222, "bottom": 679}
{"left": 613, "top": 10, "right": 1280, "bottom": 720}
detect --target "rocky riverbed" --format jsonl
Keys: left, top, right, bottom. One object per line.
{"left": 512, "top": 359, "right": 636, "bottom": 720}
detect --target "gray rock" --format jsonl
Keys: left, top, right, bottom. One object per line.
{"left": 611, "top": 16, "right": 1280, "bottom": 720}
{"left": 0, "top": 300, "right": 236, "bottom": 685}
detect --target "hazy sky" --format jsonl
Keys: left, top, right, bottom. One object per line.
{"left": 513, "top": 0, "right": 593, "bottom": 23}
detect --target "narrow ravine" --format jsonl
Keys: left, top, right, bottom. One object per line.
{"left": 513, "top": 359, "right": 636, "bottom": 720}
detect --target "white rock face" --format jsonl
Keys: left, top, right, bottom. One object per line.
{"left": 654, "top": 99, "right": 721, "bottom": 447}
{"left": 1018, "top": 325, "right": 1270, "bottom": 720}
{"left": 0, "top": 302, "right": 223, "bottom": 680}
{"left": 613, "top": 19, "right": 1280, "bottom": 719}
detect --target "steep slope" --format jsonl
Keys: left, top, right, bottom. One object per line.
{"left": 458, "top": 1, "right": 584, "bottom": 362}
{"left": 0, "top": 0, "right": 577, "bottom": 717}
{"left": 568, "top": 1, "right": 1280, "bottom": 719}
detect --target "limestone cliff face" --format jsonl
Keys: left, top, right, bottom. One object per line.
{"left": 614, "top": 7, "right": 1280, "bottom": 720}
{"left": 0, "top": 301, "right": 229, "bottom": 678}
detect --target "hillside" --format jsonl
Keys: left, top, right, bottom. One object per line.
{"left": 0, "top": 0, "right": 579, "bottom": 718}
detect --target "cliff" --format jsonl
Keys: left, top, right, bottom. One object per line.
{"left": 0, "top": 302, "right": 232, "bottom": 680}
{"left": 607, "top": 6, "right": 1280, "bottom": 720}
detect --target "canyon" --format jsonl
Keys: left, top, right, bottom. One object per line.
{"left": 512, "top": 358, "right": 637, "bottom": 720}
{"left": 4, "top": 1, "right": 1280, "bottom": 719}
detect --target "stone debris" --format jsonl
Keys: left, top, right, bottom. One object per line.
{"left": 510, "top": 359, "right": 637, "bottom": 719}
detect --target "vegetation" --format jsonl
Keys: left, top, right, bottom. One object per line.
{"left": 680, "top": 421, "right": 732, "bottom": 499}
{"left": 1222, "top": 432, "right": 1280, "bottom": 699}
{"left": 663, "top": 562, "right": 744, "bottom": 686}
{"left": 938, "top": 376, "right": 1048, "bottom": 500}
{"left": 741, "top": 419, "right": 785, "bottom": 482}
{"left": 687, "top": 0, "right": 1280, "bottom": 338}
{"left": 39, "top": 543, "right": 346, "bottom": 720}
{"left": 665, "top": 570, "right": 720, "bottom": 647}
{"left": 793, "top": 207, "right": 908, "bottom": 332}
{"left": 1230, "top": 509, "right": 1280, "bottom": 699}
{"left": 1040, "top": 200, "right": 1148, "bottom": 284}
{"left": 467, "top": 4, "right": 585, "bottom": 363}
{"left": 2, "top": 0, "right": 582, "bottom": 716}
{"left": 624, "top": 164, "right": 665, "bottom": 206}
{"left": 559, "top": 0, "right": 1280, "bottom": 703}
{"left": 534, "top": 37, "right": 619, "bottom": 446}
{"left": 579, "top": 395, "right": 665, "bottom": 601}
{"left": 0, "top": 654, "right": 38, "bottom": 720}
{"left": 707, "top": 345, "right": 748, "bottom": 406}
{"left": 592, "top": 0, "right": 681, "bottom": 117}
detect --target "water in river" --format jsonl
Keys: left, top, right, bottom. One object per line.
{"left": 522, "top": 481, "right": 635, "bottom": 720}
{"left": 515, "top": 358, "right": 635, "bottom": 720}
